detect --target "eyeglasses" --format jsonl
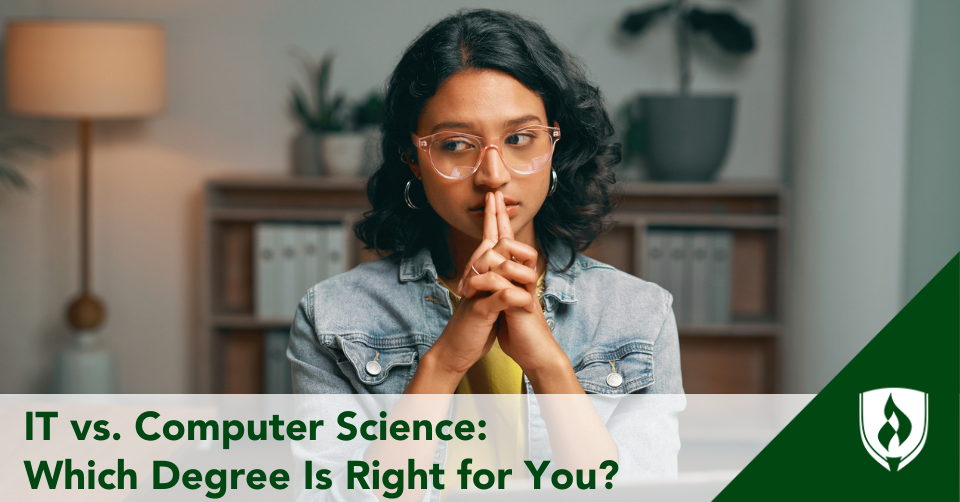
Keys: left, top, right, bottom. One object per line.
{"left": 411, "top": 125, "right": 560, "bottom": 180}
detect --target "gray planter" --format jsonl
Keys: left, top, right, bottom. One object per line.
{"left": 292, "top": 131, "right": 367, "bottom": 177}
{"left": 640, "top": 94, "right": 736, "bottom": 182}
{"left": 293, "top": 131, "right": 323, "bottom": 176}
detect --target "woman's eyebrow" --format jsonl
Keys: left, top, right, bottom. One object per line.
{"left": 504, "top": 114, "right": 543, "bottom": 129}
{"left": 430, "top": 121, "right": 472, "bottom": 133}
{"left": 429, "top": 115, "right": 544, "bottom": 134}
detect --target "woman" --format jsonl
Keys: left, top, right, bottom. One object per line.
{"left": 288, "top": 8, "right": 684, "bottom": 497}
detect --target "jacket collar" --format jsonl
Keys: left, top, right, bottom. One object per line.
{"left": 398, "top": 245, "right": 578, "bottom": 309}
{"left": 542, "top": 245, "right": 578, "bottom": 311}
{"left": 398, "top": 247, "right": 438, "bottom": 283}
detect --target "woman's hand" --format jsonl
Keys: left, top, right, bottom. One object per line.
{"left": 404, "top": 192, "right": 534, "bottom": 394}
{"left": 462, "top": 192, "right": 575, "bottom": 388}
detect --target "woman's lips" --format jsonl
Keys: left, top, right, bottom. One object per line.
{"left": 469, "top": 203, "right": 519, "bottom": 218}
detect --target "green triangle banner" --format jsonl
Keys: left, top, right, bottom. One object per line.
{"left": 715, "top": 253, "right": 959, "bottom": 500}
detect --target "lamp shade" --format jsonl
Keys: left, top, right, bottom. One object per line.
{"left": 4, "top": 20, "right": 165, "bottom": 119}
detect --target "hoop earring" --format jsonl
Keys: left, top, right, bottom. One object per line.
{"left": 399, "top": 148, "right": 417, "bottom": 165}
{"left": 405, "top": 179, "right": 421, "bottom": 210}
{"left": 547, "top": 169, "right": 558, "bottom": 196}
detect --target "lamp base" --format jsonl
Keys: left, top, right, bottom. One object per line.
{"left": 67, "top": 292, "right": 106, "bottom": 330}
{"left": 54, "top": 331, "right": 117, "bottom": 394}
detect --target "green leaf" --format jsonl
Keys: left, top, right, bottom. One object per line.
{"left": 317, "top": 52, "right": 335, "bottom": 124}
{"left": 0, "top": 163, "right": 28, "bottom": 189}
{"left": 290, "top": 86, "right": 312, "bottom": 124}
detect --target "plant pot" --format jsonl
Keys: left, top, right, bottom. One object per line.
{"left": 292, "top": 131, "right": 367, "bottom": 177}
{"left": 292, "top": 131, "right": 323, "bottom": 176}
{"left": 320, "top": 132, "right": 366, "bottom": 177}
{"left": 639, "top": 94, "right": 736, "bottom": 182}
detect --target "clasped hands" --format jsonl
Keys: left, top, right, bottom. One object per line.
{"left": 430, "top": 191, "right": 568, "bottom": 384}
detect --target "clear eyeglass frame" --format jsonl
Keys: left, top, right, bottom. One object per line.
{"left": 411, "top": 125, "right": 561, "bottom": 180}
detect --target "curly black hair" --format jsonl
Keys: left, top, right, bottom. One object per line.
{"left": 355, "top": 8, "right": 620, "bottom": 276}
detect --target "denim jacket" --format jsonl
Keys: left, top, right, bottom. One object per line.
{"left": 288, "top": 246, "right": 685, "bottom": 499}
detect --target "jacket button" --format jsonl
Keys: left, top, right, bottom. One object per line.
{"left": 546, "top": 318, "right": 556, "bottom": 331}
{"left": 365, "top": 361, "right": 382, "bottom": 376}
{"left": 605, "top": 372, "right": 623, "bottom": 388}
{"left": 435, "top": 452, "right": 442, "bottom": 460}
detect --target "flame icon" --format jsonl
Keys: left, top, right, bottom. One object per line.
{"left": 860, "top": 388, "right": 928, "bottom": 472}
{"left": 878, "top": 393, "right": 912, "bottom": 452}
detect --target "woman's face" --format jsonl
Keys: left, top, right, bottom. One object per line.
{"left": 411, "top": 69, "right": 552, "bottom": 247}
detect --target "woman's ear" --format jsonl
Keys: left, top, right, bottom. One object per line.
{"left": 400, "top": 148, "right": 421, "bottom": 179}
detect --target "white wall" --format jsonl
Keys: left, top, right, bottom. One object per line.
{"left": 783, "top": 0, "right": 914, "bottom": 393}
{"left": 0, "top": 0, "right": 788, "bottom": 393}
{"left": 903, "top": 0, "right": 960, "bottom": 302}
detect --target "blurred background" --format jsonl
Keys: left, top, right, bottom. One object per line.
{"left": 0, "top": 0, "right": 956, "bottom": 395}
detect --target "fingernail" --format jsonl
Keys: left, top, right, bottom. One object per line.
{"left": 497, "top": 191, "right": 504, "bottom": 203}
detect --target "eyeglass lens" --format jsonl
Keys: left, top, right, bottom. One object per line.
{"left": 429, "top": 129, "right": 555, "bottom": 178}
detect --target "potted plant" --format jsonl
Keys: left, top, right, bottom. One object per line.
{"left": 289, "top": 52, "right": 366, "bottom": 177}
{"left": 619, "top": 0, "right": 756, "bottom": 181}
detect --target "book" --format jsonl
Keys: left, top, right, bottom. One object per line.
{"left": 664, "top": 231, "right": 690, "bottom": 324}
{"left": 326, "top": 224, "right": 346, "bottom": 278}
{"left": 254, "top": 223, "right": 280, "bottom": 319}
{"left": 710, "top": 232, "right": 733, "bottom": 324}
{"left": 642, "top": 230, "right": 665, "bottom": 289}
{"left": 277, "top": 225, "right": 301, "bottom": 321}
{"left": 222, "top": 331, "right": 263, "bottom": 394}
{"left": 689, "top": 232, "right": 712, "bottom": 325}
{"left": 220, "top": 223, "right": 252, "bottom": 313}
{"left": 264, "top": 328, "right": 293, "bottom": 394}
{"left": 298, "top": 225, "right": 324, "bottom": 302}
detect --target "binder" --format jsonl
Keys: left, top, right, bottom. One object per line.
{"left": 264, "top": 328, "right": 293, "bottom": 394}
{"left": 298, "top": 225, "right": 324, "bottom": 301}
{"left": 254, "top": 223, "right": 280, "bottom": 319}
{"left": 689, "top": 232, "right": 712, "bottom": 325}
{"left": 326, "top": 224, "right": 346, "bottom": 278}
{"left": 277, "top": 224, "right": 300, "bottom": 321}
{"left": 664, "top": 231, "right": 690, "bottom": 324}
{"left": 642, "top": 230, "right": 665, "bottom": 288}
{"left": 710, "top": 232, "right": 733, "bottom": 324}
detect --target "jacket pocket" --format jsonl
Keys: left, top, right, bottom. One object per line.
{"left": 573, "top": 341, "right": 655, "bottom": 394}
{"left": 332, "top": 335, "right": 419, "bottom": 392}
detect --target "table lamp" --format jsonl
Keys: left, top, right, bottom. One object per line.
{"left": 4, "top": 20, "right": 165, "bottom": 392}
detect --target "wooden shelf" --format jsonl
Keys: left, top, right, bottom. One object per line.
{"left": 617, "top": 181, "right": 783, "bottom": 197}
{"left": 678, "top": 323, "right": 781, "bottom": 337}
{"left": 208, "top": 207, "right": 363, "bottom": 222}
{"left": 209, "top": 314, "right": 293, "bottom": 330}
{"left": 612, "top": 212, "right": 783, "bottom": 229}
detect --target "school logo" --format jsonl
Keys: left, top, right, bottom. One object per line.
{"left": 859, "top": 388, "right": 928, "bottom": 472}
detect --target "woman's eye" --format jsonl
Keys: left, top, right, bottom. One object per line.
{"left": 506, "top": 133, "right": 535, "bottom": 147}
{"left": 440, "top": 139, "right": 474, "bottom": 152}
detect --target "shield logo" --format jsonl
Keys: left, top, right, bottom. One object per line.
{"left": 859, "top": 388, "right": 928, "bottom": 471}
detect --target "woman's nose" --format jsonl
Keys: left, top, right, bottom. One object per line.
{"left": 473, "top": 145, "right": 511, "bottom": 189}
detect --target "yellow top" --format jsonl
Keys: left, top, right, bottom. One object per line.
{"left": 435, "top": 272, "right": 545, "bottom": 496}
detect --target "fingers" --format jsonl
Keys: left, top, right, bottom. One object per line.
{"left": 471, "top": 253, "right": 538, "bottom": 286}
{"left": 469, "top": 287, "right": 535, "bottom": 314}
{"left": 483, "top": 192, "right": 498, "bottom": 243}
{"left": 458, "top": 243, "right": 493, "bottom": 296}
{"left": 491, "top": 238, "right": 538, "bottom": 270}
{"left": 496, "top": 191, "right": 514, "bottom": 240}
{"left": 462, "top": 271, "right": 516, "bottom": 298}
{"left": 463, "top": 261, "right": 538, "bottom": 297}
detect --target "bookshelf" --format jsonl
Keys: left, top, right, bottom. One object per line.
{"left": 199, "top": 176, "right": 787, "bottom": 394}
